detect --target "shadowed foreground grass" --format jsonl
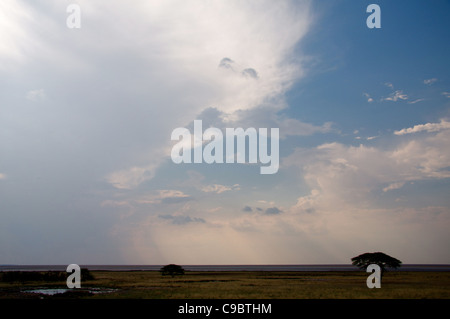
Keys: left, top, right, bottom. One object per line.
{"left": 1, "top": 271, "right": 450, "bottom": 299}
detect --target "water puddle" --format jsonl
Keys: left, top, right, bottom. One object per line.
{"left": 23, "top": 287, "right": 118, "bottom": 296}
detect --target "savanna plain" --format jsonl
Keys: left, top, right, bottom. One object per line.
{"left": 1, "top": 270, "right": 450, "bottom": 299}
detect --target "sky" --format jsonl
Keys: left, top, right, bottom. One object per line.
{"left": 1, "top": 0, "right": 450, "bottom": 265}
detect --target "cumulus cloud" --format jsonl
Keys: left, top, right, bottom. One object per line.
{"left": 242, "top": 206, "right": 253, "bottom": 212}
{"left": 394, "top": 119, "right": 450, "bottom": 135}
{"left": 285, "top": 127, "right": 450, "bottom": 203}
{"left": 273, "top": 129, "right": 450, "bottom": 262}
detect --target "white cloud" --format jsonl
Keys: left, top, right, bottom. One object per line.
{"left": 106, "top": 164, "right": 159, "bottom": 190}
{"left": 0, "top": 1, "right": 35, "bottom": 69}
{"left": 201, "top": 184, "right": 240, "bottom": 194}
{"left": 0, "top": 173, "right": 6, "bottom": 180}
{"left": 284, "top": 127, "right": 450, "bottom": 202}
{"left": 385, "top": 82, "right": 394, "bottom": 89}
{"left": 407, "top": 98, "right": 424, "bottom": 104}
{"left": 106, "top": 124, "right": 450, "bottom": 264}
{"left": 442, "top": 92, "right": 450, "bottom": 98}
{"left": 90, "top": 0, "right": 313, "bottom": 189}
{"left": 394, "top": 119, "right": 450, "bottom": 135}
{"left": 382, "top": 182, "right": 405, "bottom": 192}
{"left": 1, "top": 0, "right": 314, "bottom": 192}
{"left": 363, "top": 92, "right": 373, "bottom": 103}
{"left": 424, "top": 78, "right": 437, "bottom": 85}
{"left": 157, "top": 190, "right": 191, "bottom": 200}
{"left": 276, "top": 129, "right": 450, "bottom": 262}
{"left": 384, "top": 90, "right": 408, "bottom": 102}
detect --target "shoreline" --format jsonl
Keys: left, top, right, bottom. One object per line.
{"left": 2, "top": 264, "right": 450, "bottom": 272}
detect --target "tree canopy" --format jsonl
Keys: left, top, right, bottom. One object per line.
{"left": 160, "top": 264, "right": 185, "bottom": 277}
{"left": 351, "top": 252, "right": 402, "bottom": 274}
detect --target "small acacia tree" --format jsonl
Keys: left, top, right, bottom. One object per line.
{"left": 160, "top": 264, "right": 185, "bottom": 277}
{"left": 351, "top": 252, "right": 402, "bottom": 279}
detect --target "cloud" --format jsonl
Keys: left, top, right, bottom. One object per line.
{"left": 385, "top": 82, "right": 394, "bottom": 89}
{"left": 442, "top": 92, "right": 450, "bottom": 98}
{"left": 106, "top": 164, "right": 160, "bottom": 190}
{"left": 276, "top": 128, "right": 450, "bottom": 263}
{"left": 241, "top": 68, "right": 258, "bottom": 79}
{"left": 0, "top": 173, "right": 6, "bottom": 180}
{"left": 284, "top": 127, "right": 450, "bottom": 203}
{"left": 218, "top": 57, "right": 235, "bottom": 70}
{"left": 192, "top": 106, "right": 333, "bottom": 140}
{"left": 265, "top": 207, "right": 282, "bottom": 215}
{"left": 277, "top": 117, "right": 333, "bottom": 138}
{"left": 158, "top": 214, "right": 205, "bottom": 225}
{"left": 133, "top": 190, "right": 192, "bottom": 205}
{"left": 157, "top": 190, "right": 192, "bottom": 204}
{"left": 243, "top": 206, "right": 253, "bottom": 212}
{"left": 384, "top": 90, "right": 408, "bottom": 102}
{"left": 201, "top": 184, "right": 240, "bottom": 194}
{"left": 26, "top": 89, "right": 45, "bottom": 101}
{"left": 382, "top": 182, "right": 405, "bottom": 192}
{"left": 0, "top": 1, "right": 338, "bottom": 265}
{"left": 394, "top": 119, "right": 450, "bottom": 135}
{"left": 363, "top": 92, "right": 373, "bottom": 103}
{"left": 408, "top": 98, "right": 424, "bottom": 104}
{"left": 424, "top": 78, "right": 437, "bottom": 85}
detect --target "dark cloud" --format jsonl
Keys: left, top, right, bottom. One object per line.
{"left": 219, "top": 57, "right": 235, "bottom": 69}
{"left": 219, "top": 58, "right": 258, "bottom": 79}
{"left": 243, "top": 206, "right": 253, "bottom": 212}
{"left": 265, "top": 207, "right": 282, "bottom": 215}
{"left": 242, "top": 68, "right": 258, "bottom": 79}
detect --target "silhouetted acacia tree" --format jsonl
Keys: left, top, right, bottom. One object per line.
{"left": 160, "top": 264, "right": 185, "bottom": 277}
{"left": 351, "top": 252, "right": 402, "bottom": 279}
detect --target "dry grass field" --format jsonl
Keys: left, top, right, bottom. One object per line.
{"left": 1, "top": 270, "right": 450, "bottom": 299}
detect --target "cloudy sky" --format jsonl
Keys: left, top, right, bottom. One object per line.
{"left": 1, "top": 0, "right": 450, "bottom": 265}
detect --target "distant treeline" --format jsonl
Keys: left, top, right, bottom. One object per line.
{"left": 0, "top": 268, "right": 94, "bottom": 283}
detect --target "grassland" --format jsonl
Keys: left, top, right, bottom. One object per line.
{"left": 1, "top": 270, "right": 450, "bottom": 299}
